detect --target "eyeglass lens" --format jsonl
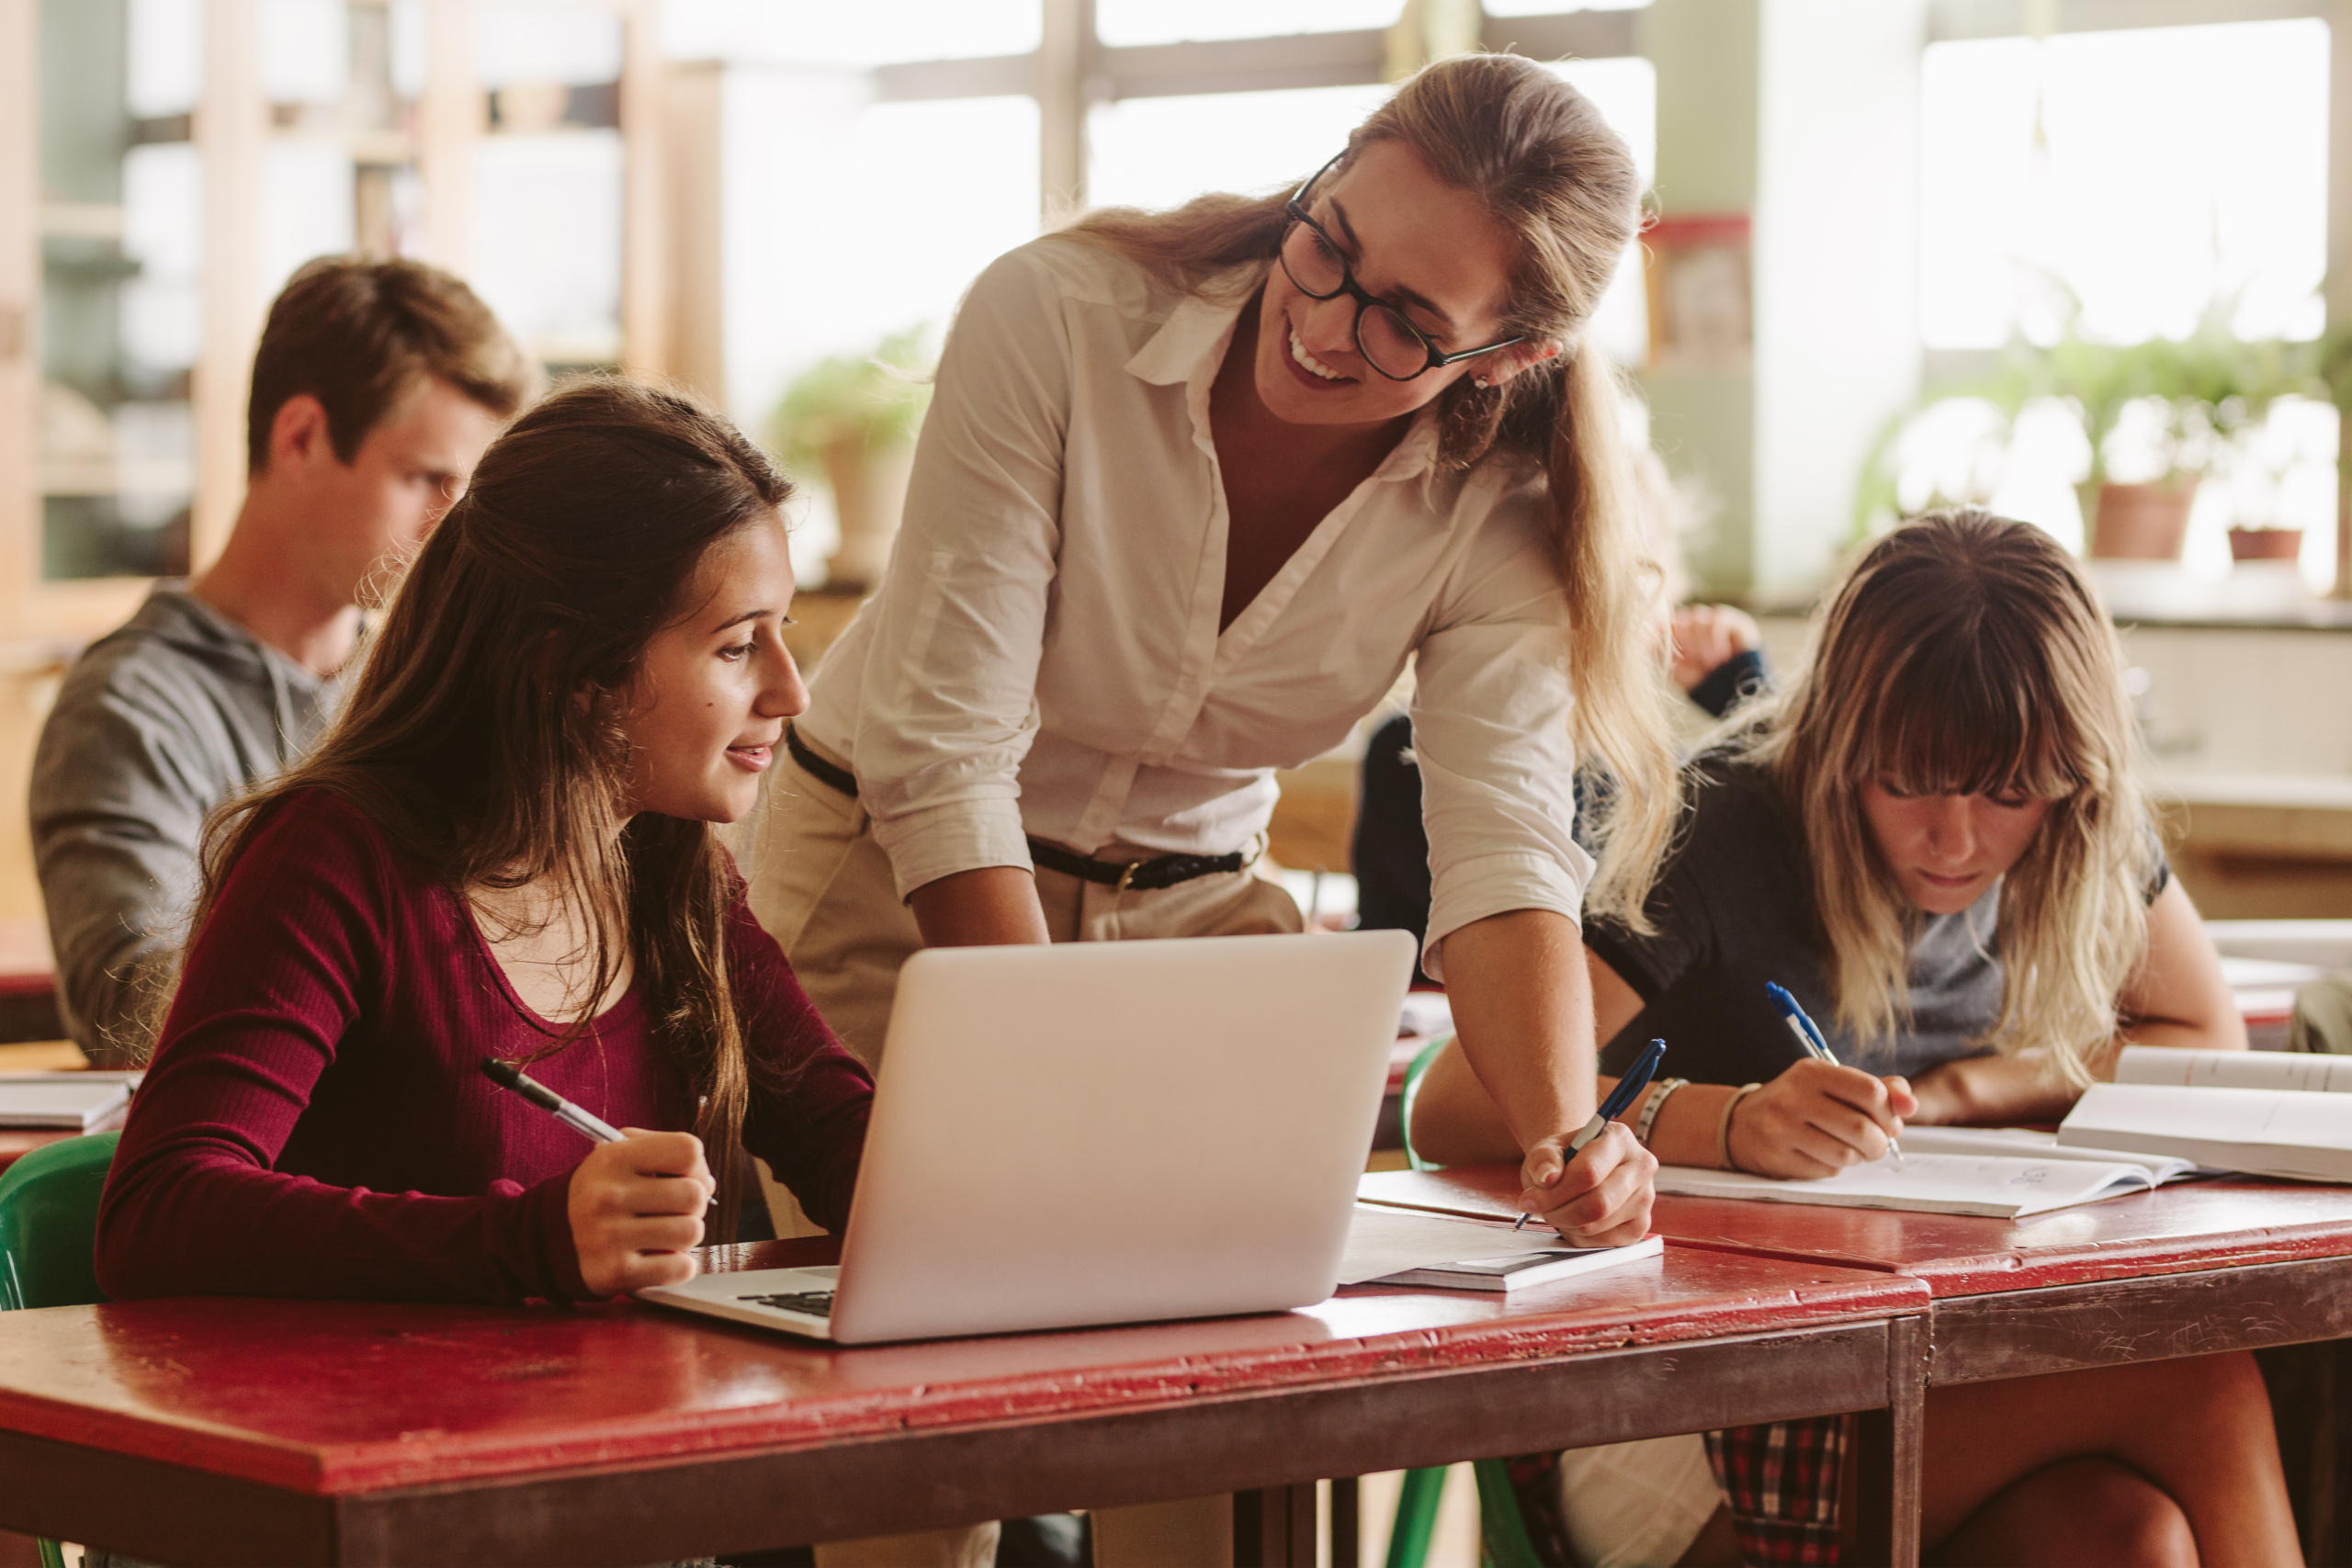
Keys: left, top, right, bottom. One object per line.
{"left": 1278, "top": 220, "right": 1430, "bottom": 380}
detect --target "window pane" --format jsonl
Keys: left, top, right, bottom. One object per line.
{"left": 126, "top": 0, "right": 201, "bottom": 119}
{"left": 258, "top": 0, "right": 348, "bottom": 105}
{"left": 1089, "top": 84, "right": 1392, "bottom": 212}
{"left": 1096, "top": 1, "right": 1396, "bottom": 48}
{"left": 475, "top": 3, "right": 622, "bottom": 88}
{"left": 43, "top": 0, "right": 197, "bottom": 581}
{"left": 853, "top": 96, "right": 1044, "bottom": 339}
{"left": 1485, "top": 0, "right": 1647, "bottom": 14}
{"left": 471, "top": 130, "right": 625, "bottom": 366}
{"left": 1920, "top": 19, "right": 2327, "bottom": 349}
{"left": 717, "top": 86, "right": 1040, "bottom": 581}
{"left": 660, "top": 0, "right": 1041, "bottom": 65}
{"left": 259, "top": 139, "right": 356, "bottom": 299}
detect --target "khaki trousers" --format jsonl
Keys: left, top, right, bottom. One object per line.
{"left": 750, "top": 748, "right": 1300, "bottom": 1568}
{"left": 748, "top": 749, "right": 1304, "bottom": 1073}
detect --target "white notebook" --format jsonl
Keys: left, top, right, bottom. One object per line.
{"left": 1338, "top": 1202, "right": 1664, "bottom": 1290}
{"left": 1654, "top": 1151, "right": 2162, "bottom": 1218}
{"left": 1895, "top": 1124, "right": 2211, "bottom": 1185}
{"left": 0, "top": 1073, "right": 136, "bottom": 1131}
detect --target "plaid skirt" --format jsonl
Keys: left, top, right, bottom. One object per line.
{"left": 1501, "top": 1415, "right": 1845, "bottom": 1568}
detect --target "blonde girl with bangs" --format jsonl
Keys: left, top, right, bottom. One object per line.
{"left": 1414, "top": 510, "right": 2293, "bottom": 1566}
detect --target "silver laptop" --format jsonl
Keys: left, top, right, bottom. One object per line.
{"left": 640, "top": 930, "right": 1415, "bottom": 1344}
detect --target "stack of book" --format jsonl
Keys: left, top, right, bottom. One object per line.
{"left": 0, "top": 1071, "right": 138, "bottom": 1132}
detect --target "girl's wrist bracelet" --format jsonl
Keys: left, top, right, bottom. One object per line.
{"left": 1634, "top": 1077, "right": 1688, "bottom": 1148}
{"left": 1717, "top": 1082, "right": 1763, "bottom": 1172}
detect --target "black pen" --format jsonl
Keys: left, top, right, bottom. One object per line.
{"left": 480, "top": 1056, "right": 624, "bottom": 1145}
{"left": 1517, "top": 1037, "right": 1668, "bottom": 1232}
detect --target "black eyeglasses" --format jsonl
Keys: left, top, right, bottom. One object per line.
{"left": 1277, "top": 153, "right": 1527, "bottom": 382}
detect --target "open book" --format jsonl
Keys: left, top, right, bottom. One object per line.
{"left": 2058, "top": 1046, "right": 2352, "bottom": 1182}
{"left": 1654, "top": 1151, "right": 2164, "bottom": 1218}
{"left": 1896, "top": 1124, "right": 2211, "bottom": 1185}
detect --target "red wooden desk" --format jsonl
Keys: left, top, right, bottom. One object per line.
{"left": 0, "top": 1236, "right": 1929, "bottom": 1567}
{"left": 1365, "top": 1165, "right": 2352, "bottom": 1555}
{"left": 0, "top": 924, "right": 58, "bottom": 1044}
{"left": 0, "top": 1130, "right": 79, "bottom": 1174}
{"left": 1363, "top": 1164, "right": 2352, "bottom": 1377}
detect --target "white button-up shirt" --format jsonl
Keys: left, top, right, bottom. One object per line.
{"left": 796, "top": 235, "right": 1591, "bottom": 975}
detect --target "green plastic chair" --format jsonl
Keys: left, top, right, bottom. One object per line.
{"left": 0, "top": 1132, "right": 120, "bottom": 1568}
{"left": 1384, "top": 1039, "right": 1547, "bottom": 1568}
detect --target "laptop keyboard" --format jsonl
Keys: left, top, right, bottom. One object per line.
{"left": 738, "top": 1289, "right": 835, "bottom": 1317}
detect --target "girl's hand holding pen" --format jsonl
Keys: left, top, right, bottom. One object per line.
{"left": 567, "top": 1131, "right": 715, "bottom": 1297}
{"left": 1518, "top": 1122, "right": 1657, "bottom": 1247}
{"left": 1728, "top": 1060, "right": 1914, "bottom": 1179}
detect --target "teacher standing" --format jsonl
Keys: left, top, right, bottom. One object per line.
{"left": 755, "top": 53, "right": 1673, "bottom": 1247}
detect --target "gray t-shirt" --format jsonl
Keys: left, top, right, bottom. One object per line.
{"left": 29, "top": 588, "right": 335, "bottom": 1064}
{"left": 1587, "top": 756, "right": 2167, "bottom": 1086}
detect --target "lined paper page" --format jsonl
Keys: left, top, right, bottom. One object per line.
{"left": 2114, "top": 1047, "right": 2352, "bottom": 1094}
{"left": 1655, "top": 1153, "right": 2154, "bottom": 1218}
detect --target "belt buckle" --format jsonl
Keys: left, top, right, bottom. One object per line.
{"left": 1115, "top": 859, "right": 1144, "bottom": 895}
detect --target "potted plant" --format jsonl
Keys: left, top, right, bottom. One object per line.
{"left": 769, "top": 328, "right": 934, "bottom": 592}
{"left": 1858, "top": 303, "right": 2326, "bottom": 562}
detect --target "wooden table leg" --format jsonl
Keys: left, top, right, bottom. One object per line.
{"left": 1330, "top": 1476, "right": 1359, "bottom": 1568}
{"left": 1853, "top": 1314, "right": 1928, "bottom": 1568}
{"left": 1234, "top": 1483, "right": 1317, "bottom": 1567}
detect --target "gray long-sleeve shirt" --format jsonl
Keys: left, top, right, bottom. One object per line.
{"left": 29, "top": 589, "right": 335, "bottom": 1065}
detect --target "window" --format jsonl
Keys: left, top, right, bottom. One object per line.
{"left": 1905, "top": 16, "right": 2336, "bottom": 590}
{"left": 1921, "top": 19, "right": 2326, "bottom": 348}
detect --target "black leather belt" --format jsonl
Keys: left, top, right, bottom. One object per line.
{"left": 785, "top": 724, "right": 1250, "bottom": 895}
{"left": 785, "top": 723, "right": 859, "bottom": 796}
{"left": 1024, "top": 838, "right": 1250, "bottom": 894}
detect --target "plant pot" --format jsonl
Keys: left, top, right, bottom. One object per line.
{"left": 2088, "top": 479, "right": 2199, "bottom": 561}
{"left": 821, "top": 439, "right": 915, "bottom": 592}
{"left": 2227, "top": 526, "right": 2303, "bottom": 563}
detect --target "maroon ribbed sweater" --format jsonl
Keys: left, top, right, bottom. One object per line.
{"left": 97, "top": 789, "right": 872, "bottom": 1304}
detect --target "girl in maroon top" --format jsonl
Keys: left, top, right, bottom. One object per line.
{"left": 97, "top": 378, "right": 873, "bottom": 1304}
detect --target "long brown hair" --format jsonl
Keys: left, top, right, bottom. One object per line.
{"left": 1063, "top": 51, "right": 1679, "bottom": 920}
{"left": 192, "top": 377, "right": 793, "bottom": 1237}
{"left": 1738, "top": 510, "right": 2154, "bottom": 1082}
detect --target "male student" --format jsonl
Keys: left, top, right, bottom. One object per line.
{"left": 31, "top": 256, "right": 535, "bottom": 1065}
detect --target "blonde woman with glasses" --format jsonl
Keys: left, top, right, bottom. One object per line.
{"left": 1413, "top": 510, "right": 2296, "bottom": 1566}
{"left": 753, "top": 51, "right": 1683, "bottom": 1566}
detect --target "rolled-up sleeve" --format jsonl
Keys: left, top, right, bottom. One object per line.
{"left": 851, "top": 247, "right": 1074, "bottom": 900}
{"left": 1408, "top": 497, "right": 1592, "bottom": 981}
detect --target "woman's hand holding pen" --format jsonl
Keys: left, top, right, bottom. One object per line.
{"left": 568, "top": 1131, "right": 716, "bottom": 1297}
{"left": 1729, "top": 1059, "right": 1915, "bottom": 1179}
{"left": 1518, "top": 1122, "right": 1657, "bottom": 1247}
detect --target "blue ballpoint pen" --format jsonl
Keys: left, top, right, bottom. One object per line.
{"left": 1516, "top": 1036, "right": 1668, "bottom": 1232}
{"left": 1766, "top": 983, "right": 1904, "bottom": 1165}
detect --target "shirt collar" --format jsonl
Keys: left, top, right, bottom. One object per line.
{"left": 1125, "top": 263, "right": 1443, "bottom": 485}
{"left": 1124, "top": 266, "right": 1253, "bottom": 389}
